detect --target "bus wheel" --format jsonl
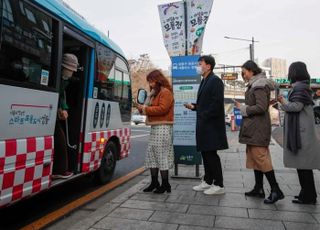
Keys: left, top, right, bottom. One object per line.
{"left": 95, "top": 141, "right": 117, "bottom": 184}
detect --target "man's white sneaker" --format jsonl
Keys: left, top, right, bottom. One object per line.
{"left": 193, "top": 181, "right": 211, "bottom": 191}
{"left": 204, "top": 185, "right": 225, "bottom": 195}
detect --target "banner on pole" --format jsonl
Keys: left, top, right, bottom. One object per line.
{"left": 186, "top": 0, "right": 214, "bottom": 55}
{"left": 158, "top": 0, "right": 214, "bottom": 168}
{"left": 158, "top": 2, "right": 186, "bottom": 57}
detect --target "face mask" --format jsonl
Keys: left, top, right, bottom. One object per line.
{"left": 196, "top": 66, "right": 203, "bottom": 75}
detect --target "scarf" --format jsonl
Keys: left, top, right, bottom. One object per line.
{"left": 287, "top": 80, "right": 313, "bottom": 153}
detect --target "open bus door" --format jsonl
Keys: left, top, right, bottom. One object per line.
{"left": 50, "top": 27, "right": 94, "bottom": 185}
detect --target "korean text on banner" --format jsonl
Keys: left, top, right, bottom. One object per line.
{"left": 186, "top": 0, "right": 214, "bottom": 55}
{"left": 158, "top": 2, "right": 186, "bottom": 57}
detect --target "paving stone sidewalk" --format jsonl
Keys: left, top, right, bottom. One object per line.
{"left": 67, "top": 131, "right": 320, "bottom": 230}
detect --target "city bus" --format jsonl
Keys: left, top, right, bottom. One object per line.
{"left": 0, "top": 0, "right": 132, "bottom": 208}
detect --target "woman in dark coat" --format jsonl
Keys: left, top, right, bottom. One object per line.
{"left": 236, "top": 60, "right": 284, "bottom": 204}
{"left": 278, "top": 62, "right": 320, "bottom": 204}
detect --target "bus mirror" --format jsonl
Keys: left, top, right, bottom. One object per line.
{"left": 137, "top": 89, "right": 147, "bottom": 105}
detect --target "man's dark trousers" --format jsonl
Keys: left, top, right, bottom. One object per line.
{"left": 201, "top": 150, "right": 223, "bottom": 187}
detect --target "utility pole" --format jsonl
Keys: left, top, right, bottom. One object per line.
{"left": 224, "top": 36, "right": 258, "bottom": 61}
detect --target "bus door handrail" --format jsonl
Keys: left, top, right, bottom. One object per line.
{"left": 64, "top": 91, "right": 77, "bottom": 150}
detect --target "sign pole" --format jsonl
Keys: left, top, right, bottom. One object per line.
{"left": 171, "top": 55, "right": 202, "bottom": 179}
{"left": 184, "top": 0, "right": 188, "bottom": 56}
{"left": 158, "top": 0, "right": 214, "bottom": 179}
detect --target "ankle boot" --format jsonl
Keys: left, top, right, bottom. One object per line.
{"left": 143, "top": 176, "right": 160, "bottom": 192}
{"left": 245, "top": 186, "right": 265, "bottom": 198}
{"left": 264, "top": 186, "right": 284, "bottom": 204}
{"left": 154, "top": 180, "right": 171, "bottom": 194}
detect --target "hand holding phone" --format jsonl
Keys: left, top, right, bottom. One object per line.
{"left": 234, "top": 100, "right": 241, "bottom": 109}
{"left": 277, "top": 95, "right": 285, "bottom": 104}
{"left": 184, "top": 103, "right": 194, "bottom": 110}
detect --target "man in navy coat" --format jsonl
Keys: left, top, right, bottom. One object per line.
{"left": 185, "top": 55, "right": 228, "bottom": 195}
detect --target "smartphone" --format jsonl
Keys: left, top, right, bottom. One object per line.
{"left": 183, "top": 103, "right": 193, "bottom": 109}
{"left": 231, "top": 99, "right": 238, "bottom": 105}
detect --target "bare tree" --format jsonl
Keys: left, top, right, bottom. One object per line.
{"left": 129, "top": 54, "right": 171, "bottom": 110}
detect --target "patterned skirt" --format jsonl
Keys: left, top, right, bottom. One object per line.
{"left": 145, "top": 125, "right": 174, "bottom": 170}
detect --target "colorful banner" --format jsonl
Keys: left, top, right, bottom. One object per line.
{"left": 158, "top": 2, "right": 186, "bottom": 57}
{"left": 186, "top": 0, "right": 214, "bottom": 55}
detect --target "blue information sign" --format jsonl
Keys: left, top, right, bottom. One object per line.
{"left": 171, "top": 55, "right": 200, "bottom": 77}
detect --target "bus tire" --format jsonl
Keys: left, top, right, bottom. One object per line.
{"left": 95, "top": 141, "right": 117, "bottom": 184}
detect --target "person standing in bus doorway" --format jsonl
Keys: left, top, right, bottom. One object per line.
{"left": 278, "top": 62, "right": 320, "bottom": 204}
{"left": 184, "top": 55, "right": 228, "bottom": 195}
{"left": 52, "top": 53, "right": 79, "bottom": 179}
{"left": 235, "top": 60, "right": 284, "bottom": 204}
{"left": 137, "top": 70, "right": 174, "bottom": 194}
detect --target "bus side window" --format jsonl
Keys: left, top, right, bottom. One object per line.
{"left": 95, "top": 44, "right": 116, "bottom": 100}
{"left": 0, "top": 0, "right": 55, "bottom": 88}
{"left": 94, "top": 44, "right": 131, "bottom": 122}
{"left": 114, "top": 58, "right": 131, "bottom": 122}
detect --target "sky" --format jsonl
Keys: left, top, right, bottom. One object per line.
{"left": 63, "top": 0, "right": 320, "bottom": 77}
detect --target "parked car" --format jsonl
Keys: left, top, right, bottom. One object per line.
{"left": 225, "top": 113, "right": 232, "bottom": 126}
{"left": 132, "top": 111, "right": 146, "bottom": 125}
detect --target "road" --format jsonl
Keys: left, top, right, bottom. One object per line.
{"left": 0, "top": 125, "right": 150, "bottom": 230}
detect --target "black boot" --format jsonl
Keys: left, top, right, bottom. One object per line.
{"left": 143, "top": 176, "right": 160, "bottom": 192}
{"left": 293, "top": 169, "right": 317, "bottom": 204}
{"left": 264, "top": 187, "right": 284, "bottom": 204}
{"left": 292, "top": 198, "right": 316, "bottom": 205}
{"left": 143, "top": 168, "right": 160, "bottom": 192}
{"left": 154, "top": 179, "right": 171, "bottom": 194}
{"left": 245, "top": 187, "right": 265, "bottom": 198}
{"left": 264, "top": 170, "right": 284, "bottom": 204}
{"left": 154, "top": 170, "right": 171, "bottom": 194}
{"left": 294, "top": 189, "right": 304, "bottom": 200}
{"left": 245, "top": 170, "right": 265, "bottom": 198}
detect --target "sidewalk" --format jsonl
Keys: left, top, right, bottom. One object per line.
{"left": 67, "top": 131, "right": 320, "bottom": 230}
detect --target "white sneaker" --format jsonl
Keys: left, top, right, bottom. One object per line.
{"left": 193, "top": 181, "right": 211, "bottom": 191}
{"left": 204, "top": 185, "right": 225, "bottom": 195}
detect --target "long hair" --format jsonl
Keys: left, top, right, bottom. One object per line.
{"left": 242, "top": 60, "right": 262, "bottom": 76}
{"left": 146, "top": 70, "right": 172, "bottom": 96}
{"left": 288, "top": 62, "right": 310, "bottom": 84}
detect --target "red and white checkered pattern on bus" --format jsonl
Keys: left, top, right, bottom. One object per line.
{"left": 82, "top": 128, "right": 131, "bottom": 173}
{"left": 0, "top": 136, "right": 53, "bottom": 208}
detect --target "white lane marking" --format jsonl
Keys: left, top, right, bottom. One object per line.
{"left": 131, "top": 134, "right": 150, "bottom": 139}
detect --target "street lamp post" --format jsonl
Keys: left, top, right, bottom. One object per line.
{"left": 224, "top": 36, "right": 259, "bottom": 61}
